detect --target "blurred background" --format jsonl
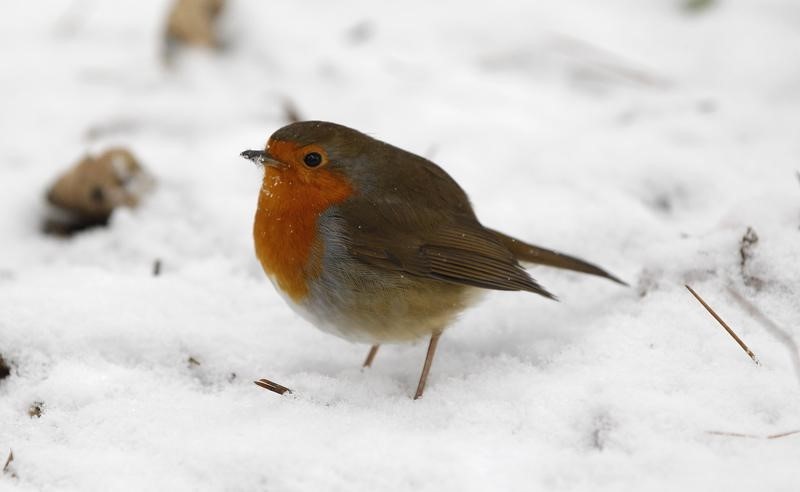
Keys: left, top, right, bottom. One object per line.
{"left": 2, "top": 0, "right": 798, "bottom": 248}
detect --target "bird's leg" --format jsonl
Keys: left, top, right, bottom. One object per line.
{"left": 413, "top": 331, "right": 442, "bottom": 400}
{"left": 362, "top": 344, "right": 380, "bottom": 368}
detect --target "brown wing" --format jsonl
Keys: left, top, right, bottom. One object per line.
{"left": 338, "top": 202, "right": 556, "bottom": 300}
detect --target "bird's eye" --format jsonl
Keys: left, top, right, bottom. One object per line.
{"left": 303, "top": 152, "right": 323, "bottom": 167}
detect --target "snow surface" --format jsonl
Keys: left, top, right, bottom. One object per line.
{"left": 2, "top": 0, "right": 800, "bottom": 490}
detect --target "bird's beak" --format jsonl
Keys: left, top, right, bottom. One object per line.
{"left": 240, "top": 150, "right": 284, "bottom": 168}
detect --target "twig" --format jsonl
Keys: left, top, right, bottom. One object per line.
{"left": 727, "top": 286, "right": 800, "bottom": 386}
{"left": 707, "top": 429, "right": 800, "bottom": 440}
{"left": 282, "top": 99, "right": 302, "bottom": 124}
{"left": 0, "top": 355, "right": 10, "bottom": 380}
{"left": 738, "top": 227, "right": 762, "bottom": 289}
{"left": 685, "top": 285, "right": 760, "bottom": 365}
{"left": 2, "top": 450, "right": 12, "bottom": 474}
{"left": 769, "top": 430, "right": 800, "bottom": 439}
{"left": 551, "top": 34, "right": 672, "bottom": 88}
{"left": 254, "top": 378, "right": 292, "bottom": 395}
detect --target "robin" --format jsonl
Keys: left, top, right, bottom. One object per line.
{"left": 241, "top": 121, "right": 625, "bottom": 399}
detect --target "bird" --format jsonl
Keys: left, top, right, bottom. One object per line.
{"left": 241, "top": 121, "right": 625, "bottom": 399}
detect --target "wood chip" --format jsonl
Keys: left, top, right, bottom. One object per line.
{"left": 254, "top": 378, "right": 292, "bottom": 395}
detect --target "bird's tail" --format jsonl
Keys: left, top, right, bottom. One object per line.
{"left": 490, "top": 229, "right": 628, "bottom": 286}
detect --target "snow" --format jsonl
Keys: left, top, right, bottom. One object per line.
{"left": 1, "top": 0, "right": 800, "bottom": 490}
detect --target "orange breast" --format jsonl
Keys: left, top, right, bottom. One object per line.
{"left": 253, "top": 164, "right": 354, "bottom": 302}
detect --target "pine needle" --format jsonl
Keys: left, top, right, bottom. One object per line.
{"left": 685, "top": 285, "right": 759, "bottom": 365}
{"left": 707, "top": 430, "right": 800, "bottom": 440}
{"left": 727, "top": 286, "right": 800, "bottom": 386}
{"left": 2, "top": 450, "right": 12, "bottom": 474}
